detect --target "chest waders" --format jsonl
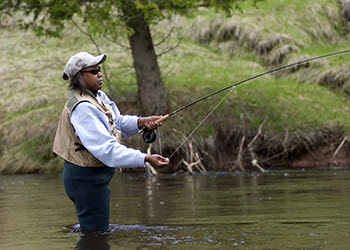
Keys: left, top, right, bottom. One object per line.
{"left": 57, "top": 90, "right": 121, "bottom": 233}
{"left": 63, "top": 161, "right": 115, "bottom": 232}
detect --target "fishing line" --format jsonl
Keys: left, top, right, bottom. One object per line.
{"left": 164, "top": 49, "right": 350, "bottom": 118}
{"left": 141, "top": 49, "right": 350, "bottom": 153}
{"left": 157, "top": 126, "right": 162, "bottom": 156}
{"left": 168, "top": 87, "right": 235, "bottom": 159}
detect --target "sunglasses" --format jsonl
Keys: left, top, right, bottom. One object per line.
{"left": 81, "top": 66, "right": 101, "bottom": 75}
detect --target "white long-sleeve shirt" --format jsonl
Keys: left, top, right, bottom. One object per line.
{"left": 70, "top": 90, "right": 146, "bottom": 168}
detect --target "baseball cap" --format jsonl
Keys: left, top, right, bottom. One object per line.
{"left": 63, "top": 52, "right": 107, "bottom": 80}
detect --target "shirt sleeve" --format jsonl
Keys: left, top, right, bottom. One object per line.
{"left": 71, "top": 101, "right": 146, "bottom": 168}
{"left": 98, "top": 91, "right": 140, "bottom": 138}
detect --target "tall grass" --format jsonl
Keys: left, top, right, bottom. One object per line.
{"left": 1, "top": 0, "right": 350, "bottom": 173}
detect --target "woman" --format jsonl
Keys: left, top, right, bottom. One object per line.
{"left": 53, "top": 52, "right": 169, "bottom": 233}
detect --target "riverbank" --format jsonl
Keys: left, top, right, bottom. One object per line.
{"left": 142, "top": 126, "right": 350, "bottom": 174}
{"left": 1, "top": 0, "right": 350, "bottom": 174}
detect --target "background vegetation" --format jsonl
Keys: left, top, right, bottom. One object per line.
{"left": 1, "top": 0, "right": 350, "bottom": 174}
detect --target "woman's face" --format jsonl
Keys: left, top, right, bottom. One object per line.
{"left": 81, "top": 65, "right": 103, "bottom": 92}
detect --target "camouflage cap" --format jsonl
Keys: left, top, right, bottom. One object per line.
{"left": 63, "top": 52, "right": 107, "bottom": 80}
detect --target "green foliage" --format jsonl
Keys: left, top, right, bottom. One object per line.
{"left": 160, "top": 42, "right": 350, "bottom": 135}
{"left": 0, "top": 0, "right": 260, "bottom": 37}
{"left": 1, "top": 0, "right": 350, "bottom": 173}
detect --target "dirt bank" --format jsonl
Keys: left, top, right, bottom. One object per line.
{"left": 149, "top": 128, "right": 350, "bottom": 174}
{"left": 288, "top": 144, "right": 350, "bottom": 169}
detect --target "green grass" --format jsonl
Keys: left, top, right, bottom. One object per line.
{"left": 237, "top": 79, "right": 350, "bottom": 130}
{"left": 163, "top": 57, "right": 350, "bottom": 134}
{"left": 1, "top": 0, "right": 350, "bottom": 173}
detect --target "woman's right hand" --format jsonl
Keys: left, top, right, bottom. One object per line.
{"left": 145, "top": 154, "right": 169, "bottom": 168}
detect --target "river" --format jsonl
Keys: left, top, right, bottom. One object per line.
{"left": 1, "top": 169, "right": 350, "bottom": 249}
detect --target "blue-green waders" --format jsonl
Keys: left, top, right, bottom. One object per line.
{"left": 63, "top": 160, "right": 115, "bottom": 233}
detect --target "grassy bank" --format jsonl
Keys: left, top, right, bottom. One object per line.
{"left": 1, "top": 0, "right": 350, "bottom": 174}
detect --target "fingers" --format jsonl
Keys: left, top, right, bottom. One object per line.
{"left": 157, "top": 155, "right": 169, "bottom": 165}
{"left": 138, "top": 116, "right": 161, "bottom": 129}
{"left": 145, "top": 116, "right": 163, "bottom": 130}
{"left": 147, "top": 121, "right": 162, "bottom": 130}
{"left": 146, "top": 154, "right": 170, "bottom": 168}
{"left": 154, "top": 155, "right": 169, "bottom": 167}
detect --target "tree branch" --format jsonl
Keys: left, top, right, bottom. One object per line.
{"left": 71, "top": 18, "right": 117, "bottom": 99}
{"left": 329, "top": 136, "right": 348, "bottom": 168}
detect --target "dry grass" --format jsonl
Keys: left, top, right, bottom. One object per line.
{"left": 186, "top": 1, "right": 344, "bottom": 62}
{"left": 184, "top": 0, "right": 350, "bottom": 100}
{"left": 0, "top": 22, "right": 128, "bottom": 173}
{"left": 317, "top": 65, "right": 350, "bottom": 93}
{"left": 1, "top": 0, "right": 350, "bottom": 174}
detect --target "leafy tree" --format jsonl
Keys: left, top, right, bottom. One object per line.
{"left": 0, "top": 0, "right": 260, "bottom": 115}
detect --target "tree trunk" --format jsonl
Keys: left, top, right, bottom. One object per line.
{"left": 127, "top": 15, "right": 169, "bottom": 115}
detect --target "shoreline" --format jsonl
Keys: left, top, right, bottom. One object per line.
{"left": 147, "top": 133, "right": 350, "bottom": 174}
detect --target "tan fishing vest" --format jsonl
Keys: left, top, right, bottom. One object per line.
{"left": 53, "top": 90, "right": 122, "bottom": 167}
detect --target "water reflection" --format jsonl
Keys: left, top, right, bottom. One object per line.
{"left": 1, "top": 170, "right": 350, "bottom": 249}
{"left": 117, "top": 173, "right": 262, "bottom": 225}
{"left": 75, "top": 234, "right": 110, "bottom": 250}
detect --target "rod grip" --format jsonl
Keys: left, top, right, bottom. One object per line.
{"left": 138, "top": 114, "right": 170, "bottom": 134}
{"left": 155, "top": 114, "right": 169, "bottom": 123}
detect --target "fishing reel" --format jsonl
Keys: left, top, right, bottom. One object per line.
{"left": 142, "top": 128, "right": 157, "bottom": 144}
{"left": 140, "top": 114, "right": 169, "bottom": 143}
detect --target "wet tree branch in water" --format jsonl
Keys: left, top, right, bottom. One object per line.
{"left": 233, "top": 136, "right": 246, "bottom": 171}
{"left": 145, "top": 144, "right": 159, "bottom": 176}
{"left": 329, "top": 136, "right": 348, "bottom": 168}
{"left": 233, "top": 117, "right": 268, "bottom": 172}
{"left": 170, "top": 129, "right": 207, "bottom": 174}
{"left": 247, "top": 117, "right": 268, "bottom": 172}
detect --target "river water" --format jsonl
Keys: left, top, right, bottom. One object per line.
{"left": 1, "top": 169, "right": 350, "bottom": 249}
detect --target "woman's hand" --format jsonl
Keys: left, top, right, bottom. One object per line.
{"left": 138, "top": 116, "right": 163, "bottom": 130}
{"left": 145, "top": 154, "right": 169, "bottom": 168}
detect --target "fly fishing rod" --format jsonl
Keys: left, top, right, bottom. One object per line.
{"left": 141, "top": 49, "right": 350, "bottom": 143}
